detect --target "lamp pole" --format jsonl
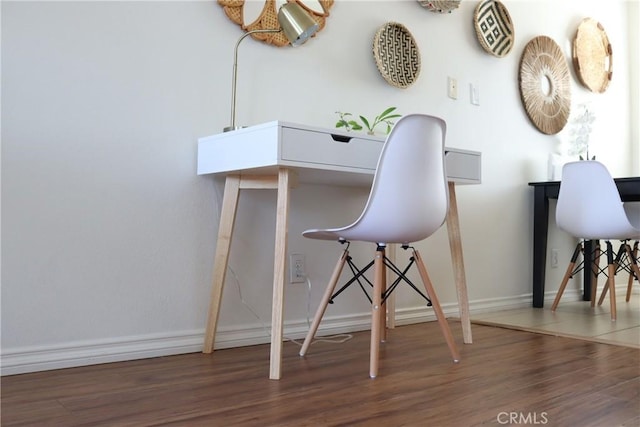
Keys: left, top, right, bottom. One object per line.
{"left": 222, "top": 2, "right": 318, "bottom": 133}
{"left": 224, "top": 29, "right": 281, "bottom": 133}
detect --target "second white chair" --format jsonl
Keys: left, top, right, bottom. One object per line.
{"left": 597, "top": 201, "right": 640, "bottom": 305}
{"left": 551, "top": 161, "right": 640, "bottom": 320}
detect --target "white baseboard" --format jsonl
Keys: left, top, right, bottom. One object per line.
{"left": 0, "top": 331, "right": 204, "bottom": 376}
{"left": 1, "top": 287, "right": 632, "bottom": 376}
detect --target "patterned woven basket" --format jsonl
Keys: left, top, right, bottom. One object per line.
{"left": 473, "top": 0, "right": 514, "bottom": 57}
{"left": 372, "top": 22, "right": 421, "bottom": 89}
{"left": 417, "top": 0, "right": 461, "bottom": 14}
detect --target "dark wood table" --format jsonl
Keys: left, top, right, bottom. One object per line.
{"left": 528, "top": 177, "right": 640, "bottom": 307}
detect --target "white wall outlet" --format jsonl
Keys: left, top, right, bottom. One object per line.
{"left": 448, "top": 76, "right": 458, "bottom": 100}
{"left": 289, "top": 253, "right": 306, "bottom": 283}
{"left": 551, "top": 249, "right": 559, "bottom": 268}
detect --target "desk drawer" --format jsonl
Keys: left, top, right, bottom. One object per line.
{"left": 281, "top": 127, "right": 382, "bottom": 171}
{"left": 445, "top": 150, "right": 481, "bottom": 183}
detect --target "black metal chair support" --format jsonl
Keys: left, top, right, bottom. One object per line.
{"left": 566, "top": 241, "right": 610, "bottom": 281}
{"left": 329, "top": 257, "right": 375, "bottom": 304}
{"left": 614, "top": 240, "right": 639, "bottom": 279}
{"left": 327, "top": 243, "right": 433, "bottom": 308}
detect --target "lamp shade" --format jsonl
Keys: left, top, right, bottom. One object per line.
{"left": 278, "top": 3, "right": 319, "bottom": 46}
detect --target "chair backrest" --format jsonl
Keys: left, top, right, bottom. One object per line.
{"left": 339, "top": 114, "right": 449, "bottom": 244}
{"left": 624, "top": 202, "right": 640, "bottom": 229}
{"left": 556, "top": 161, "right": 640, "bottom": 240}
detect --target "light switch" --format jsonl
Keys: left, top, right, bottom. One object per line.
{"left": 470, "top": 83, "right": 480, "bottom": 106}
{"left": 448, "top": 77, "right": 458, "bottom": 100}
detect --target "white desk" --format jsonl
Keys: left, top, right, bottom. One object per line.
{"left": 198, "top": 121, "right": 481, "bottom": 379}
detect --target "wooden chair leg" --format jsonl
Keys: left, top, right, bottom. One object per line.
{"left": 551, "top": 243, "right": 582, "bottom": 312}
{"left": 386, "top": 244, "right": 397, "bottom": 330}
{"left": 369, "top": 247, "right": 385, "bottom": 378}
{"left": 598, "top": 281, "right": 609, "bottom": 306}
{"left": 598, "top": 242, "right": 624, "bottom": 306}
{"left": 380, "top": 248, "right": 388, "bottom": 343}
{"left": 625, "top": 241, "right": 639, "bottom": 302}
{"left": 597, "top": 256, "right": 610, "bottom": 305}
{"left": 299, "top": 249, "right": 348, "bottom": 357}
{"left": 412, "top": 249, "right": 460, "bottom": 363}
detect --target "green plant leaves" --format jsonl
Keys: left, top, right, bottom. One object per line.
{"left": 335, "top": 107, "right": 400, "bottom": 135}
{"left": 359, "top": 116, "right": 371, "bottom": 130}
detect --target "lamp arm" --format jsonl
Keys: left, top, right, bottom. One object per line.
{"left": 226, "top": 29, "right": 282, "bottom": 132}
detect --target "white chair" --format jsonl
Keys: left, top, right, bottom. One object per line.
{"left": 598, "top": 202, "right": 640, "bottom": 305}
{"left": 551, "top": 161, "right": 640, "bottom": 320}
{"left": 298, "top": 114, "right": 460, "bottom": 378}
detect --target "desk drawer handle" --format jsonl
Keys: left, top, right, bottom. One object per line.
{"left": 331, "top": 134, "right": 352, "bottom": 143}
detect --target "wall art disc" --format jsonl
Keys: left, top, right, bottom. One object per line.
{"left": 572, "top": 17, "right": 613, "bottom": 93}
{"left": 218, "top": 0, "right": 334, "bottom": 47}
{"left": 519, "top": 36, "right": 572, "bottom": 135}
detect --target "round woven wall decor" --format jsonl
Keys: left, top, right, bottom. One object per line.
{"left": 519, "top": 36, "right": 571, "bottom": 135}
{"left": 218, "top": 0, "right": 334, "bottom": 47}
{"left": 473, "top": 0, "right": 514, "bottom": 57}
{"left": 372, "top": 22, "right": 421, "bottom": 89}
{"left": 417, "top": 1, "right": 461, "bottom": 14}
{"left": 572, "top": 17, "right": 613, "bottom": 93}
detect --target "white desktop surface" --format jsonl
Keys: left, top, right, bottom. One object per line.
{"left": 198, "top": 121, "right": 481, "bottom": 186}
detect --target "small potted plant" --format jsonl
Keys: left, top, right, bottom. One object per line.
{"left": 335, "top": 107, "right": 401, "bottom": 135}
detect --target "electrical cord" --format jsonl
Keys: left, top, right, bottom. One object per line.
{"left": 213, "top": 179, "right": 352, "bottom": 347}
{"left": 229, "top": 266, "right": 352, "bottom": 347}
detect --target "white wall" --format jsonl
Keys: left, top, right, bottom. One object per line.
{"left": 2, "top": 0, "right": 638, "bottom": 374}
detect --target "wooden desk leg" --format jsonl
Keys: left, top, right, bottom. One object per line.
{"left": 203, "top": 175, "right": 241, "bottom": 354}
{"left": 446, "top": 182, "right": 472, "bottom": 344}
{"left": 269, "top": 169, "right": 291, "bottom": 380}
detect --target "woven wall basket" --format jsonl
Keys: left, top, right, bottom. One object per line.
{"left": 218, "top": 0, "right": 334, "bottom": 47}
{"left": 519, "top": 36, "right": 571, "bottom": 135}
{"left": 572, "top": 17, "right": 613, "bottom": 93}
{"left": 417, "top": 1, "right": 461, "bottom": 14}
{"left": 372, "top": 22, "right": 421, "bottom": 89}
{"left": 474, "top": 0, "right": 514, "bottom": 57}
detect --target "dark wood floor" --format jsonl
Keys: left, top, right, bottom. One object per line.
{"left": 2, "top": 322, "right": 639, "bottom": 426}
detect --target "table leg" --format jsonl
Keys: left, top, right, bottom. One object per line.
{"left": 269, "top": 168, "right": 291, "bottom": 380}
{"left": 446, "top": 182, "right": 472, "bottom": 344}
{"left": 583, "top": 240, "right": 595, "bottom": 301}
{"left": 203, "top": 175, "right": 241, "bottom": 354}
{"left": 532, "top": 186, "right": 549, "bottom": 307}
